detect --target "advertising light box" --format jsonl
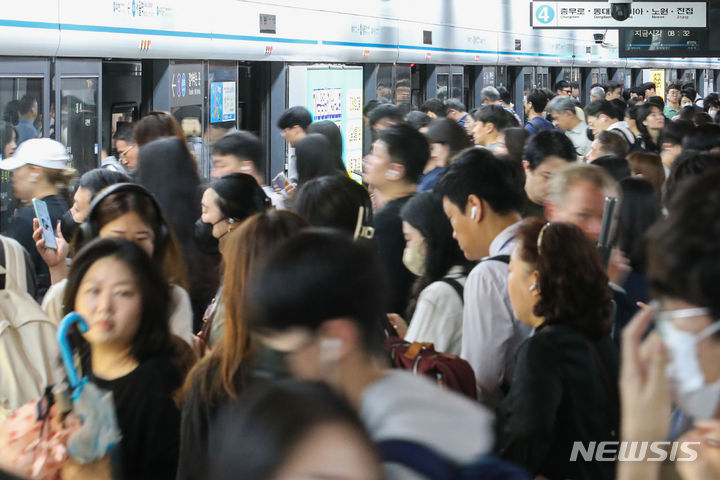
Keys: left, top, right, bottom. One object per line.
{"left": 289, "top": 66, "right": 364, "bottom": 182}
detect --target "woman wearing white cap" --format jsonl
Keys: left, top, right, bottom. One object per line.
{"left": 0, "top": 138, "right": 74, "bottom": 298}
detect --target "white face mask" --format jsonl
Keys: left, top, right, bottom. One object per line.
{"left": 709, "top": 109, "right": 718, "bottom": 120}
{"left": 402, "top": 241, "right": 426, "bottom": 277}
{"left": 656, "top": 307, "right": 720, "bottom": 420}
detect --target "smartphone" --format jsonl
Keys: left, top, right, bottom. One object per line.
{"left": 272, "top": 172, "right": 288, "bottom": 192}
{"left": 32, "top": 198, "right": 57, "bottom": 250}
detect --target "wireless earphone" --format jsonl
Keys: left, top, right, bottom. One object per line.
{"left": 470, "top": 206, "right": 478, "bottom": 219}
{"left": 529, "top": 282, "right": 539, "bottom": 291}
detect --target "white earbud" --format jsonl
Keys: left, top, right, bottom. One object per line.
{"left": 470, "top": 206, "right": 478, "bottom": 219}
{"left": 529, "top": 282, "right": 538, "bottom": 292}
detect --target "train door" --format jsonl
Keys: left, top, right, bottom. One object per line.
{"left": 54, "top": 60, "right": 102, "bottom": 176}
{"left": 0, "top": 59, "right": 51, "bottom": 233}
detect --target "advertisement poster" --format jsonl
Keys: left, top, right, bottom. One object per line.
{"left": 210, "top": 81, "right": 236, "bottom": 123}
{"left": 305, "top": 68, "right": 364, "bottom": 182}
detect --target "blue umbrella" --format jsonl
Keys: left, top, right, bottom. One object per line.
{"left": 57, "top": 312, "right": 121, "bottom": 463}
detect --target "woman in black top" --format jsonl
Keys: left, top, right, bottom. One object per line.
{"left": 501, "top": 219, "right": 619, "bottom": 480}
{"left": 177, "top": 210, "right": 308, "bottom": 480}
{"left": 0, "top": 138, "right": 72, "bottom": 298}
{"left": 62, "top": 238, "right": 181, "bottom": 480}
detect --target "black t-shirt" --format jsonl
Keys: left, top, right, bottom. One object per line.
{"left": 91, "top": 356, "right": 181, "bottom": 480}
{"left": 373, "top": 195, "right": 415, "bottom": 315}
{"left": 4, "top": 194, "right": 68, "bottom": 299}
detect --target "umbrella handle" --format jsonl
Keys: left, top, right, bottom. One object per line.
{"left": 57, "top": 312, "right": 88, "bottom": 390}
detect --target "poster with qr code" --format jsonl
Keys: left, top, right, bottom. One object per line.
{"left": 303, "top": 67, "right": 364, "bottom": 183}
{"left": 347, "top": 90, "right": 363, "bottom": 119}
{"left": 312, "top": 88, "right": 343, "bottom": 121}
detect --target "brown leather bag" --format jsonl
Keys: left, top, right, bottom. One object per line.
{"left": 384, "top": 337, "right": 477, "bottom": 400}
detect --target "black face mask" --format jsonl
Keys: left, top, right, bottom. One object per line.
{"left": 194, "top": 218, "right": 220, "bottom": 254}
{"left": 60, "top": 210, "right": 78, "bottom": 243}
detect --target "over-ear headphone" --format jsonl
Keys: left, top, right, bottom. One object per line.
{"left": 78, "top": 183, "right": 169, "bottom": 250}
{"left": 470, "top": 206, "right": 478, "bottom": 219}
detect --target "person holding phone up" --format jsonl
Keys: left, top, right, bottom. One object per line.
{"left": 0, "top": 138, "right": 73, "bottom": 299}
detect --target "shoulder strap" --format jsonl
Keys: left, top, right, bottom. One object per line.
{"left": 0, "top": 239, "right": 5, "bottom": 290}
{"left": 483, "top": 254, "right": 510, "bottom": 264}
{"left": 377, "top": 439, "right": 459, "bottom": 479}
{"left": 441, "top": 277, "right": 464, "bottom": 304}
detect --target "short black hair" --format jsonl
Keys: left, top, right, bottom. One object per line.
{"left": 210, "top": 380, "right": 374, "bottom": 480}
{"left": 18, "top": 95, "right": 36, "bottom": 115}
{"left": 247, "top": 230, "right": 388, "bottom": 355}
{"left": 681, "top": 83, "right": 697, "bottom": 101}
{"left": 648, "top": 168, "right": 720, "bottom": 319}
{"left": 605, "top": 80, "right": 623, "bottom": 93}
{"left": 444, "top": 98, "right": 466, "bottom": 113}
{"left": 642, "top": 82, "right": 657, "bottom": 93}
{"left": 363, "top": 98, "right": 386, "bottom": 118}
{"left": 376, "top": 123, "right": 429, "bottom": 184}
{"left": 277, "top": 106, "right": 312, "bottom": 131}
{"left": 294, "top": 175, "right": 372, "bottom": 236}
{"left": 595, "top": 130, "right": 630, "bottom": 159}
{"left": 646, "top": 95, "right": 665, "bottom": 110}
{"left": 526, "top": 89, "right": 548, "bottom": 114}
{"left": 424, "top": 118, "right": 473, "bottom": 157}
{"left": 555, "top": 80, "right": 571, "bottom": 92}
{"left": 307, "top": 120, "right": 343, "bottom": 162}
{"left": 368, "top": 103, "right": 404, "bottom": 129}
{"left": 405, "top": 110, "right": 433, "bottom": 130}
{"left": 664, "top": 151, "right": 720, "bottom": 207}
{"left": 212, "top": 131, "right": 264, "bottom": 172}
{"left": 682, "top": 124, "right": 720, "bottom": 151}
{"left": 667, "top": 82, "right": 682, "bottom": 93}
{"left": 63, "top": 238, "right": 172, "bottom": 362}
{"left": 113, "top": 123, "right": 135, "bottom": 144}
{"left": 78, "top": 168, "right": 132, "bottom": 196}
{"left": 497, "top": 86, "right": 512, "bottom": 105}
{"left": 610, "top": 98, "right": 627, "bottom": 117}
{"left": 473, "top": 104, "right": 511, "bottom": 132}
{"left": 584, "top": 100, "right": 623, "bottom": 121}
{"left": 434, "top": 147, "right": 522, "bottom": 215}
{"left": 294, "top": 134, "right": 346, "bottom": 185}
{"left": 663, "top": 119, "right": 694, "bottom": 146}
{"left": 420, "top": 98, "right": 447, "bottom": 117}
{"left": 523, "top": 130, "right": 575, "bottom": 170}
{"left": 209, "top": 173, "right": 270, "bottom": 220}
{"left": 703, "top": 93, "right": 720, "bottom": 112}
{"left": 592, "top": 155, "right": 632, "bottom": 182}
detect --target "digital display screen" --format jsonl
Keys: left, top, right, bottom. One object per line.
{"left": 619, "top": 0, "right": 720, "bottom": 58}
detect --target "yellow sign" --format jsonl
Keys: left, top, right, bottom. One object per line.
{"left": 649, "top": 69, "right": 665, "bottom": 100}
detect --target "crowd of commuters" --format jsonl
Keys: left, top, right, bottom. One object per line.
{"left": 0, "top": 75, "right": 719, "bottom": 480}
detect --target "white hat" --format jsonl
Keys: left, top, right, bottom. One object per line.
{"left": 0, "top": 138, "right": 70, "bottom": 171}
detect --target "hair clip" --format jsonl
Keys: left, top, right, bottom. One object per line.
{"left": 537, "top": 222, "right": 551, "bottom": 253}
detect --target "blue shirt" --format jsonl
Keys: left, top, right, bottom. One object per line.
{"left": 15, "top": 118, "right": 38, "bottom": 145}
{"left": 524, "top": 117, "right": 555, "bottom": 135}
{"left": 418, "top": 167, "right": 444, "bottom": 192}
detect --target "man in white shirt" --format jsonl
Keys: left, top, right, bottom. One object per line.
{"left": 250, "top": 230, "right": 495, "bottom": 479}
{"left": 547, "top": 95, "right": 592, "bottom": 159}
{"left": 434, "top": 148, "right": 533, "bottom": 407}
{"left": 210, "top": 130, "right": 285, "bottom": 209}
{"left": 584, "top": 99, "right": 636, "bottom": 148}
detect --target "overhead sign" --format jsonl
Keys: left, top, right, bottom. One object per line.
{"left": 619, "top": 28, "right": 706, "bottom": 58}
{"left": 531, "top": 2, "right": 707, "bottom": 29}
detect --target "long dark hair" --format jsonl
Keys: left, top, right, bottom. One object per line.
{"left": 400, "top": 192, "right": 471, "bottom": 319}
{"left": 62, "top": 238, "right": 172, "bottom": 363}
{"left": 636, "top": 103, "right": 663, "bottom": 154}
{"left": 613, "top": 178, "right": 661, "bottom": 273}
{"left": 515, "top": 218, "right": 612, "bottom": 339}
{"left": 294, "top": 134, "right": 346, "bottom": 185}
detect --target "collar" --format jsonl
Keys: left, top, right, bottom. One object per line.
{"left": 489, "top": 221, "right": 522, "bottom": 256}
{"left": 570, "top": 120, "right": 588, "bottom": 134}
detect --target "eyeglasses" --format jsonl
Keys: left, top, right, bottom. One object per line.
{"left": 562, "top": 89, "right": 572, "bottom": 94}
{"left": 118, "top": 145, "right": 135, "bottom": 162}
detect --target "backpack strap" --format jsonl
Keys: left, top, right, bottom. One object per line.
{"left": 0, "top": 239, "right": 5, "bottom": 290}
{"left": 377, "top": 439, "right": 459, "bottom": 479}
{"left": 483, "top": 254, "right": 510, "bottom": 264}
{"left": 441, "top": 277, "right": 464, "bottom": 305}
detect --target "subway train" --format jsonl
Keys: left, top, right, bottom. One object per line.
{"left": 0, "top": 0, "right": 718, "bottom": 182}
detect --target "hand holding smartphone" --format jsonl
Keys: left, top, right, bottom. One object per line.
{"left": 32, "top": 198, "right": 57, "bottom": 250}
{"left": 272, "top": 172, "right": 288, "bottom": 192}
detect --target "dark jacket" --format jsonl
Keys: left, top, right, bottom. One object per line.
{"left": 499, "top": 323, "right": 619, "bottom": 480}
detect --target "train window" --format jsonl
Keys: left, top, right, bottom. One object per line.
{"left": 396, "top": 65, "right": 411, "bottom": 105}
{"left": 377, "top": 65, "right": 393, "bottom": 102}
{"left": 59, "top": 77, "right": 99, "bottom": 175}
{"left": 450, "top": 73, "right": 463, "bottom": 101}
{"left": 482, "top": 67, "right": 495, "bottom": 88}
{"left": 437, "top": 73, "right": 449, "bottom": 101}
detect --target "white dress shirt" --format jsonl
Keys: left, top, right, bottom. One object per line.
{"left": 461, "top": 221, "right": 533, "bottom": 407}
{"left": 405, "top": 265, "right": 466, "bottom": 355}
{"left": 564, "top": 119, "right": 592, "bottom": 158}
